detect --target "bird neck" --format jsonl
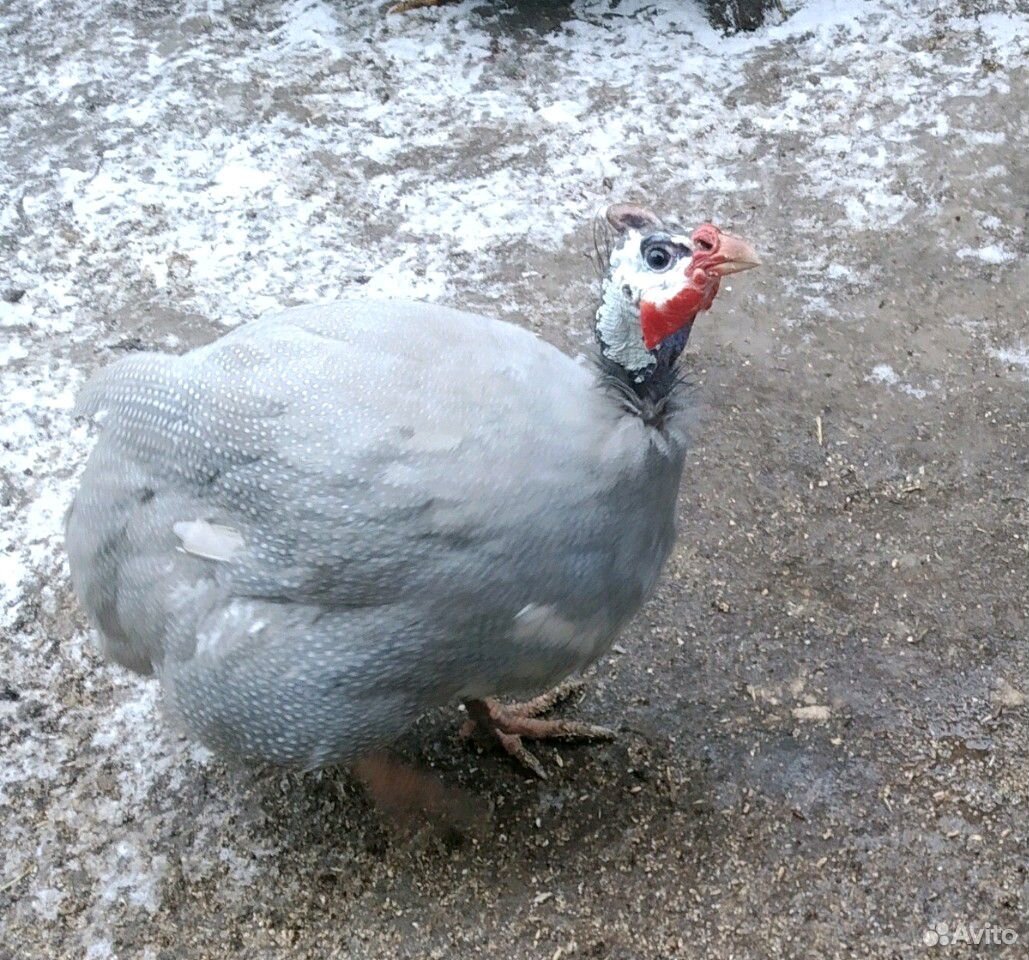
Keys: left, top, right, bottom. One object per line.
{"left": 594, "top": 275, "right": 654, "bottom": 377}
{"left": 594, "top": 279, "right": 692, "bottom": 421}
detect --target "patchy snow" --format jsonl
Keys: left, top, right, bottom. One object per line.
{"left": 988, "top": 343, "right": 1029, "bottom": 378}
{"left": 866, "top": 363, "right": 932, "bottom": 399}
{"left": 868, "top": 363, "right": 900, "bottom": 386}
{"left": 0, "top": 344, "right": 27, "bottom": 368}
{"left": 957, "top": 244, "right": 1018, "bottom": 264}
{"left": 1, "top": 0, "right": 1026, "bottom": 952}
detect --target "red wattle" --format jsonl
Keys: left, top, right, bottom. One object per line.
{"left": 639, "top": 276, "right": 719, "bottom": 350}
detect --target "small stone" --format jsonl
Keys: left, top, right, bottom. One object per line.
{"left": 992, "top": 679, "right": 1025, "bottom": 709}
{"left": 792, "top": 705, "right": 831, "bottom": 722}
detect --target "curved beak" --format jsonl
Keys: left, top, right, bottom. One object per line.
{"left": 710, "top": 232, "right": 761, "bottom": 276}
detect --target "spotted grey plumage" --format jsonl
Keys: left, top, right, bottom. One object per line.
{"left": 65, "top": 206, "right": 758, "bottom": 771}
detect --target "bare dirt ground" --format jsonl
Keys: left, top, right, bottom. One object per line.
{"left": 1, "top": 1, "right": 1026, "bottom": 958}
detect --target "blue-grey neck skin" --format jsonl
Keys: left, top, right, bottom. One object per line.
{"left": 594, "top": 268, "right": 655, "bottom": 378}
{"left": 593, "top": 250, "right": 693, "bottom": 426}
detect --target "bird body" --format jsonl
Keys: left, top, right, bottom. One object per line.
{"left": 66, "top": 205, "right": 758, "bottom": 773}
{"left": 67, "top": 300, "right": 684, "bottom": 767}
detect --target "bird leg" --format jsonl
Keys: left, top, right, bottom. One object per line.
{"left": 353, "top": 753, "right": 482, "bottom": 832}
{"left": 460, "top": 680, "right": 615, "bottom": 779}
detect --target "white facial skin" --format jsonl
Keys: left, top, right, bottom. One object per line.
{"left": 595, "top": 228, "right": 694, "bottom": 376}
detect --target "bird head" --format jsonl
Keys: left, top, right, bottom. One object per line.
{"left": 594, "top": 203, "right": 759, "bottom": 379}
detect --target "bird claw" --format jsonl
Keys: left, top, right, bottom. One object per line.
{"left": 495, "top": 729, "right": 548, "bottom": 780}
{"left": 461, "top": 682, "right": 615, "bottom": 778}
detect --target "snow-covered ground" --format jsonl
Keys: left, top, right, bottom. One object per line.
{"left": 2, "top": 1, "right": 1026, "bottom": 957}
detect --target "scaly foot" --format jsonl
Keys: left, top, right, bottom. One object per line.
{"left": 460, "top": 680, "right": 615, "bottom": 779}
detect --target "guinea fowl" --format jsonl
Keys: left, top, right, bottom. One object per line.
{"left": 65, "top": 203, "right": 758, "bottom": 799}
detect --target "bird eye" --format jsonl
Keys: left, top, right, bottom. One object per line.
{"left": 644, "top": 245, "right": 673, "bottom": 271}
